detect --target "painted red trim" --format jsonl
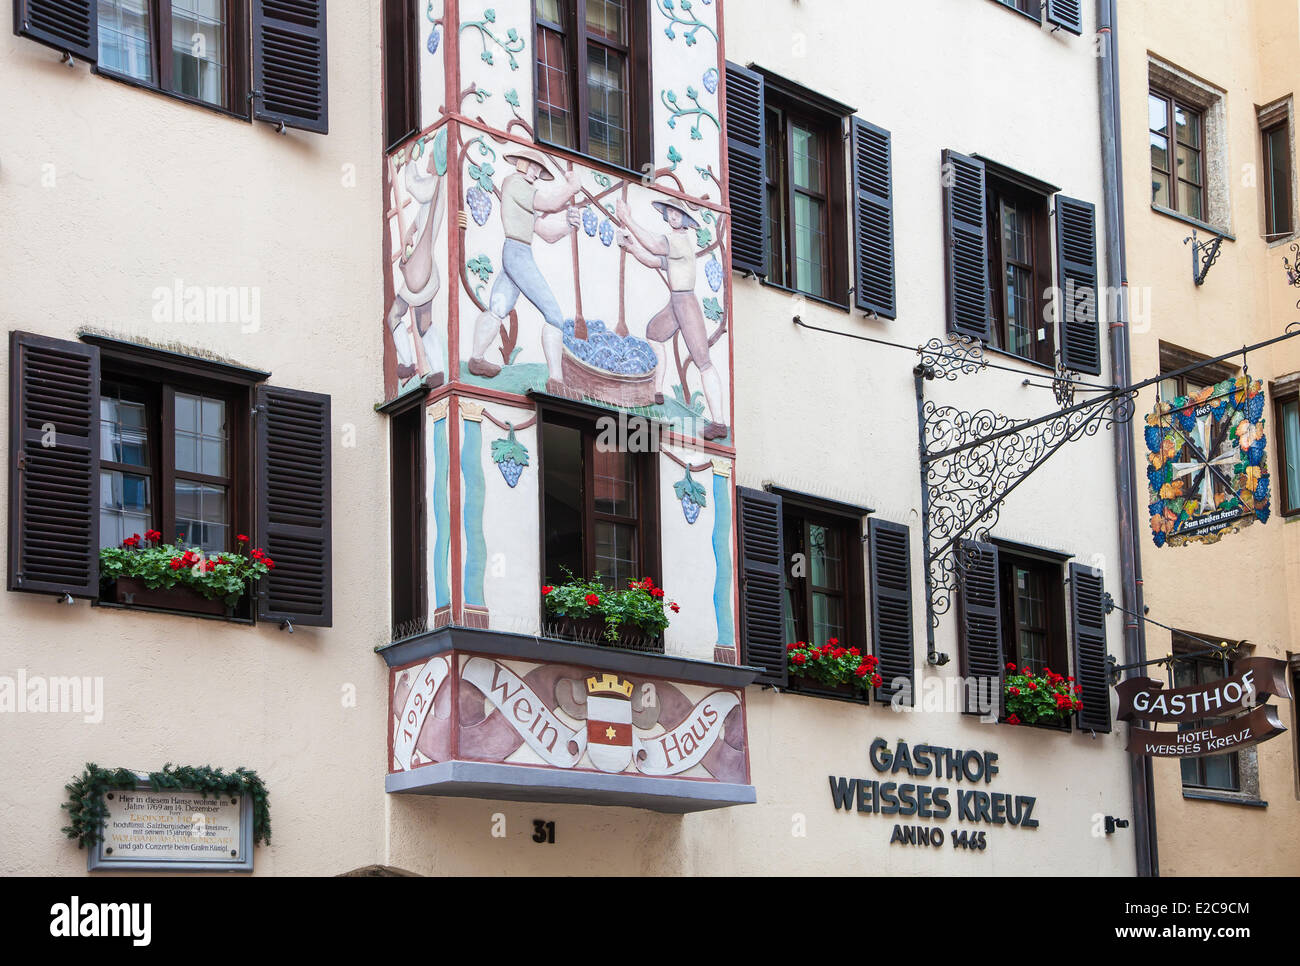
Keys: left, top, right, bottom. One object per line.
{"left": 448, "top": 118, "right": 463, "bottom": 386}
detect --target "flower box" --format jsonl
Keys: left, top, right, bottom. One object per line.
{"left": 787, "top": 674, "right": 864, "bottom": 701}
{"left": 110, "top": 577, "right": 230, "bottom": 616}
{"left": 545, "top": 616, "right": 664, "bottom": 654}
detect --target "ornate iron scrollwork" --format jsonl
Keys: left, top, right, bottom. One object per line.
{"left": 915, "top": 335, "right": 988, "bottom": 382}
{"left": 1184, "top": 228, "right": 1225, "bottom": 286}
{"left": 920, "top": 391, "right": 1138, "bottom": 626}
{"left": 1052, "top": 353, "right": 1081, "bottom": 408}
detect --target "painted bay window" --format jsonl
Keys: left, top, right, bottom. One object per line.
{"left": 1149, "top": 88, "right": 1206, "bottom": 222}
{"left": 533, "top": 0, "right": 650, "bottom": 171}
{"left": 540, "top": 409, "right": 659, "bottom": 590}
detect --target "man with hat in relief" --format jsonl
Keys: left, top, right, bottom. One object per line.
{"left": 616, "top": 197, "right": 729, "bottom": 441}
{"left": 467, "top": 145, "right": 584, "bottom": 393}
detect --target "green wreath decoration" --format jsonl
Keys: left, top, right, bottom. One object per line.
{"left": 62, "top": 762, "right": 271, "bottom": 849}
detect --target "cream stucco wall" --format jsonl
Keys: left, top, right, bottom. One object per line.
{"left": 0, "top": 3, "right": 390, "bottom": 874}
{"left": 1119, "top": 0, "right": 1300, "bottom": 877}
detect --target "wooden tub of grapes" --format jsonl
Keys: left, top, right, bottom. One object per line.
{"left": 560, "top": 319, "right": 659, "bottom": 408}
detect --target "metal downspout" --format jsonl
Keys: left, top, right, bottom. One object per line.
{"left": 1097, "top": 0, "right": 1158, "bottom": 877}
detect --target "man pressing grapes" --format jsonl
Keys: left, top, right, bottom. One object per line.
{"left": 617, "top": 197, "right": 728, "bottom": 442}
{"left": 467, "top": 147, "right": 584, "bottom": 394}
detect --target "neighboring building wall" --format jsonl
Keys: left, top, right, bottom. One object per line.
{"left": 1120, "top": 0, "right": 1300, "bottom": 876}
{"left": 0, "top": 4, "right": 388, "bottom": 874}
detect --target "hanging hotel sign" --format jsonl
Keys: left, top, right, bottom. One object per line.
{"left": 1145, "top": 376, "right": 1271, "bottom": 547}
{"left": 1116, "top": 657, "right": 1292, "bottom": 723}
{"left": 1126, "top": 705, "right": 1287, "bottom": 759}
{"left": 1116, "top": 657, "right": 1291, "bottom": 759}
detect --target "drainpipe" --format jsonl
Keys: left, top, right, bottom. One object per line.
{"left": 1097, "top": 0, "right": 1158, "bottom": 877}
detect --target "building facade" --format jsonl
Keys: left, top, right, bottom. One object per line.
{"left": 1119, "top": 0, "right": 1300, "bottom": 876}
{"left": 2, "top": 0, "right": 1151, "bottom": 876}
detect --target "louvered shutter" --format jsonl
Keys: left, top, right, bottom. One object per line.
{"left": 1069, "top": 563, "right": 1112, "bottom": 732}
{"left": 8, "top": 332, "right": 100, "bottom": 597}
{"left": 252, "top": 0, "right": 329, "bottom": 134}
{"left": 725, "top": 62, "right": 767, "bottom": 277}
{"left": 851, "top": 118, "right": 896, "bottom": 318}
{"left": 1046, "top": 0, "right": 1084, "bottom": 35}
{"left": 869, "top": 519, "right": 913, "bottom": 704}
{"left": 737, "top": 487, "right": 785, "bottom": 685}
{"left": 256, "top": 385, "right": 332, "bottom": 626}
{"left": 13, "top": 0, "right": 97, "bottom": 62}
{"left": 957, "top": 540, "right": 1002, "bottom": 715}
{"left": 1056, "top": 196, "right": 1101, "bottom": 375}
{"left": 942, "top": 150, "right": 991, "bottom": 341}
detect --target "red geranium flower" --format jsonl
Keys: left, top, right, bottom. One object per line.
{"left": 541, "top": 585, "right": 553, "bottom": 595}
{"left": 1009, "top": 686, "right": 1020, "bottom": 696}
{"left": 1006, "top": 662, "right": 1018, "bottom": 671}
{"left": 204, "top": 561, "right": 216, "bottom": 572}
{"left": 870, "top": 673, "right": 883, "bottom": 687}
{"left": 1027, "top": 681, "right": 1037, "bottom": 691}
{"left": 1021, "top": 666, "right": 1032, "bottom": 675}
{"left": 855, "top": 665, "right": 870, "bottom": 678}
{"left": 169, "top": 558, "right": 183, "bottom": 570}
{"left": 1006, "top": 714, "right": 1020, "bottom": 726}
{"left": 669, "top": 602, "right": 680, "bottom": 613}
{"left": 1073, "top": 699, "right": 1083, "bottom": 710}
{"left": 650, "top": 587, "right": 664, "bottom": 599}
{"left": 584, "top": 593, "right": 600, "bottom": 607}
{"left": 264, "top": 559, "right": 276, "bottom": 569}
{"left": 237, "top": 534, "right": 249, "bottom": 543}
{"left": 793, "top": 653, "right": 807, "bottom": 665}
{"left": 849, "top": 647, "right": 860, "bottom": 656}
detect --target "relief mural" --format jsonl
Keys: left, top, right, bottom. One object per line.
{"left": 390, "top": 656, "right": 748, "bottom": 783}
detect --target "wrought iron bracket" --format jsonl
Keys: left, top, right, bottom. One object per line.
{"left": 1184, "top": 228, "right": 1225, "bottom": 286}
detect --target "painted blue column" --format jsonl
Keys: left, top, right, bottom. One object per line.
{"left": 712, "top": 464, "right": 734, "bottom": 647}
{"left": 432, "top": 406, "right": 451, "bottom": 610}
{"left": 460, "top": 405, "right": 487, "bottom": 609}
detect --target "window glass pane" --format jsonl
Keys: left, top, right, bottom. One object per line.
{"left": 175, "top": 481, "right": 228, "bottom": 551}
{"left": 1177, "top": 180, "right": 1204, "bottom": 221}
{"left": 98, "top": 0, "right": 153, "bottom": 84}
{"left": 171, "top": 0, "right": 226, "bottom": 107}
{"left": 1266, "top": 125, "right": 1292, "bottom": 235}
{"left": 1148, "top": 94, "right": 1168, "bottom": 136}
{"left": 586, "top": 44, "right": 629, "bottom": 166}
{"left": 585, "top": 0, "right": 625, "bottom": 42}
{"left": 1005, "top": 265, "right": 1034, "bottom": 357}
{"left": 1151, "top": 170, "right": 1171, "bottom": 209}
{"left": 593, "top": 446, "right": 636, "bottom": 516}
{"left": 811, "top": 592, "right": 844, "bottom": 646}
{"left": 1176, "top": 143, "right": 1202, "bottom": 186}
{"left": 1282, "top": 399, "right": 1300, "bottom": 511}
{"left": 791, "top": 124, "right": 823, "bottom": 193}
{"left": 793, "top": 193, "right": 826, "bottom": 298}
{"left": 594, "top": 520, "right": 637, "bottom": 588}
{"left": 175, "top": 393, "right": 227, "bottom": 477}
{"left": 100, "top": 394, "right": 150, "bottom": 467}
{"left": 1175, "top": 104, "right": 1201, "bottom": 147}
{"left": 536, "top": 26, "right": 572, "bottom": 147}
{"left": 100, "top": 470, "right": 152, "bottom": 547}
{"left": 808, "top": 524, "right": 843, "bottom": 591}
{"left": 538, "top": 0, "right": 562, "bottom": 23}
{"left": 1001, "top": 200, "right": 1031, "bottom": 263}
{"left": 542, "top": 422, "right": 583, "bottom": 583}
{"left": 1150, "top": 132, "right": 1169, "bottom": 173}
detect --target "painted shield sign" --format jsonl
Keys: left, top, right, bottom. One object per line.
{"left": 585, "top": 674, "right": 634, "bottom": 773}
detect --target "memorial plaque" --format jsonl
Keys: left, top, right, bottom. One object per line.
{"left": 89, "top": 781, "right": 253, "bottom": 872}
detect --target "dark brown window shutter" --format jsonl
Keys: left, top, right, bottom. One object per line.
{"left": 1069, "top": 563, "right": 1112, "bottom": 733}
{"left": 851, "top": 117, "right": 896, "bottom": 319}
{"left": 942, "top": 150, "right": 991, "bottom": 342}
{"left": 1056, "top": 195, "right": 1101, "bottom": 375}
{"left": 869, "top": 519, "right": 912, "bottom": 704}
{"left": 737, "top": 486, "right": 786, "bottom": 685}
{"left": 14, "top": 0, "right": 97, "bottom": 62}
{"left": 957, "top": 540, "right": 1002, "bottom": 715}
{"left": 252, "top": 0, "right": 329, "bottom": 134}
{"left": 725, "top": 62, "right": 767, "bottom": 277}
{"left": 1046, "top": 0, "right": 1084, "bottom": 35}
{"left": 8, "top": 332, "right": 100, "bottom": 597}
{"left": 383, "top": 0, "right": 419, "bottom": 151}
{"left": 256, "top": 385, "right": 332, "bottom": 626}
